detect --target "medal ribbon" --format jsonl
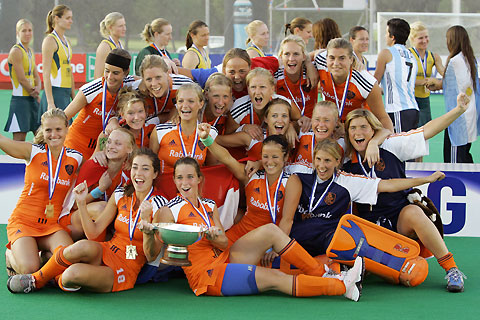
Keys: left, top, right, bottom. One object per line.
{"left": 47, "top": 146, "right": 65, "bottom": 201}
{"left": 284, "top": 73, "right": 306, "bottom": 116}
{"left": 17, "top": 43, "right": 33, "bottom": 76}
{"left": 250, "top": 42, "right": 265, "bottom": 57}
{"left": 183, "top": 196, "right": 212, "bottom": 228}
{"left": 101, "top": 79, "right": 121, "bottom": 133}
{"left": 330, "top": 71, "right": 351, "bottom": 118}
{"left": 178, "top": 123, "right": 199, "bottom": 158}
{"left": 308, "top": 170, "right": 335, "bottom": 213}
{"left": 109, "top": 36, "right": 123, "bottom": 49}
{"left": 356, "top": 151, "right": 376, "bottom": 178}
{"left": 153, "top": 87, "right": 170, "bottom": 115}
{"left": 129, "top": 187, "right": 154, "bottom": 242}
{"left": 52, "top": 30, "right": 71, "bottom": 64}
{"left": 265, "top": 171, "right": 284, "bottom": 224}
{"left": 192, "top": 44, "right": 209, "bottom": 66}
{"left": 152, "top": 43, "right": 168, "bottom": 58}
{"left": 412, "top": 48, "right": 428, "bottom": 78}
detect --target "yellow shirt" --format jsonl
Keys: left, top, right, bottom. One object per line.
{"left": 9, "top": 44, "right": 36, "bottom": 96}
{"left": 409, "top": 48, "right": 435, "bottom": 98}
{"left": 187, "top": 45, "right": 211, "bottom": 69}
{"left": 49, "top": 33, "right": 73, "bottom": 88}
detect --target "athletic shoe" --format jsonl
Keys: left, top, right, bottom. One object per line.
{"left": 7, "top": 274, "right": 36, "bottom": 293}
{"left": 342, "top": 256, "right": 365, "bottom": 302}
{"left": 445, "top": 267, "right": 466, "bottom": 292}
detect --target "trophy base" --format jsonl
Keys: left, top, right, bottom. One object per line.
{"left": 161, "top": 245, "right": 192, "bottom": 266}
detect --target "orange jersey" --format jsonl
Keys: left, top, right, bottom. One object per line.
{"left": 202, "top": 113, "right": 228, "bottom": 136}
{"left": 6, "top": 145, "right": 83, "bottom": 246}
{"left": 168, "top": 195, "right": 229, "bottom": 296}
{"left": 289, "top": 131, "right": 345, "bottom": 173}
{"left": 102, "top": 188, "right": 167, "bottom": 291}
{"left": 65, "top": 76, "right": 136, "bottom": 159}
{"left": 154, "top": 123, "right": 218, "bottom": 173}
{"left": 133, "top": 123, "right": 156, "bottom": 149}
{"left": 315, "top": 52, "right": 376, "bottom": 121}
{"left": 274, "top": 68, "right": 318, "bottom": 118}
{"left": 246, "top": 132, "right": 295, "bottom": 163}
{"left": 132, "top": 74, "right": 192, "bottom": 124}
{"left": 226, "top": 170, "right": 290, "bottom": 243}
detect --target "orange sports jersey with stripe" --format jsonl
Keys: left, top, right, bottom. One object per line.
{"left": 168, "top": 195, "right": 229, "bottom": 296}
{"left": 314, "top": 51, "right": 376, "bottom": 121}
{"left": 203, "top": 114, "right": 227, "bottom": 136}
{"left": 274, "top": 68, "right": 318, "bottom": 118}
{"left": 133, "top": 123, "right": 156, "bottom": 149}
{"left": 101, "top": 188, "right": 167, "bottom": 291}
{"left": 291, "top": 131, "right": 345, "bottom": 170}
{"left": 154, "top": 123, "right": 218, "bottom": 173}
{"left": 65, "top": 76, "right": 135, "bottom": 159}
{"left": 230, "top": 94, "right": 290, "bottom": 126}
{"left": 226, "top": 170, "right": 289, "bottom": 243}
{"left": 246, "top": 132, "right": 296, "bottom": 163}
{"left": 6, "top": 145, "right": 83, "bottom": 246}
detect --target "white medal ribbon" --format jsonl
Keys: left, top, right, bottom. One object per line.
{"left": 17, "top": 43, "right": 33, "bottom": 76}
{"left": 52, "top": 30, "right": 71, "bottom": 64}
{"left": 183, "top": 196, "right": 212, "bottom": 228}
{"left": 284, "top": 73, "right": 306, "bottom": 116}
{"left": 330, "top": 71, "right": 351, "bottom": 118}
{"left": 129, "top": 187, "right": 154, "bottom": 242}
{"left": 178, "top": 123, "right": 199, "bottom": 157}
{"left": 249, "top": 42, "right": 265, "bottom": 57}
{"left": 412, "top": 48, "right": 428, "bottom": 79}
{"left": 140, "top": 127, "right": 144, "bottom": 147}
{"left": 192, "top": 44, "right": 209, "bottom": 66}
{"left": 47, "top": 146, "right": 65, "bottom": 201}
{"left": 265, "top": 171, "right": 284, "bottom": 224}
{"left": 152, "top": 43, "right": 168, "bottom": 58}
{"left": 356, "top": 151, "right": 376, "bottom": 178}
{"left": 308, "top": 170, "right": 335, "bottom": 213}
{"left": 101, "top": 79, "right": 122, "bottom": 133}
{"left": 153, "top": 87, "right": 170, "bottom": 115}
{"left": 108, "top": 36, "right": 123, "bottom": 49}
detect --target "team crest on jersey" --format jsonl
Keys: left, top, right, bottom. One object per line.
{"left": 168, "top": 140, "right": 176, "bottom": 146}
{"left": 303, "top": 144, "right": 309, "bottom": 150}
{"left": 41, "top": 161, "right": 48, "bottom": 167}
{"left": 207, "top": 211, "right": 213, "bottom": 217}
{"left": 198, "top": 141, "right": 206, "bottom": 151}
{"left": 64, "top": 164, "right": 74, "bottom": 175}
{"left": 324, "top": 192, "right": 336, "bottom": 205}
{"left": 207, "top": 269, "right": 213, "bottom": 277}
{"left": 121, "top": 204, "right": 127, "bottom": 210}
{"left": 346, "top": 90, "right": 356, "bottom": 100}
{"left": 375, "top": 159, "right": 385, "bottom": 171}
{"left": 277, "top": 190, "right": 284, "bottom": 201}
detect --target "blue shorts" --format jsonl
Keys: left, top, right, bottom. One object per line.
{"left": 388, "top": 109, "right": 419, "bottom": 134}
{"left": 221, "top": 263, "right": 259, "bottom": 296}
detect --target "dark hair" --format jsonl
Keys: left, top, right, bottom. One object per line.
{"left": 173, "top": 157, "right": 204, "bottom": 196}
{"left": 349, "top": 26, "right": 368, "bottom": 40}
{"left": 186, "top": 20, "right": 208, "bottom": 49}
{"left": 386, "top": 18, "right": 410, "bottom": 45}
{"left": 262, "top": 134, "right": 289, "bottom": 157}
{"left": 446, "top": 25, "right": 477, "bottom": 91}
{"left": 125, "top": 148, "right": 160, "bottom": 196}
{"left": 313, "top": 18, "right": 341, "bottom": 50}
{"left": 284, "top": 17, "right": 312, "bottom": 37}
{"left": 222, "top": 48, "right": 251, "bottom": 71}
{"left": 264, "top": 98, "right": 291, "bottom": 118}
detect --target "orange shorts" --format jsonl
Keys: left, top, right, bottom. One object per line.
{"left": 100, "top": 242, "right": 144, "bottom": 292}
{"left": 205, "top": 263, "right": 228, "bottom": 296}
{"left": 58, "top": 214, "right": 72, "bottom": 236}
{"left": 6, "top": 219, "right": 64, "bottom": 249}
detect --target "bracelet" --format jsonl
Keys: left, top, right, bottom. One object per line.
{"left": 200, "top": 135, "right": 214, "bottom": 147}
{"left": 90, "top": 187, "right": 103, "bottom": 199}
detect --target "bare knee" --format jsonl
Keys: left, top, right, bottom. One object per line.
{"left": 257, "top": 223, "right": 280, "bottom": 237}
{"left": 64, "top": 240, "right": 100, "bottom": 262}
{"left": 17, "top": 260, "right": 41, "bottom": 274}
{"left": 61, "top": 265, "right": 86, "bottom": 287}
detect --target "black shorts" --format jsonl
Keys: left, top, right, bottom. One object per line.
{"left": 388, "top": 109, "right": 419, "bottom": 133}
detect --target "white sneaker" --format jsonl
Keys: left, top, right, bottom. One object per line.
{"left": 342, "top": 257, "right": 365, "bottom": 302}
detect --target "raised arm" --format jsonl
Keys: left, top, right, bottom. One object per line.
{"left": 64, "top": 89, "right": 87, "bottom": 120}
{"left": 198, "top": 123, "right": 249, "bottom": 185}
{"left": 0, "top": 135, "right": 32, "bottom": 161}
{"left": 215, "top": 131, "right": 252, "bottom": 148}
{"left": 378, "top": 171, "right": 445, "bottom": 193}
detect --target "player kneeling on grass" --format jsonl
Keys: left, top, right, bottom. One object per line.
{"left": 7, "top": 148, "right": 168, "bottom": 293}
{"left": 144, "top": 156, "right": 365, "bottom": 301}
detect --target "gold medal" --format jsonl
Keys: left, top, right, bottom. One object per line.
{"left": 466, "top": 87, "right": 473, "bottom": 96}
{"left": 126, "top": 244, "right": 137, "bottom": 260}
{"left": 45, "top": 203, "right": 54, "bottom": 218}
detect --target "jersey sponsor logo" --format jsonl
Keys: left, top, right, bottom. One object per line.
{"left": 250, "top": 197, "right": 280, "bottom": 213}
{"left": 92, "top": 107, "right": 102, "bottom": 116}
{"left": 64, "top": 164, "right": 74, "bottom": 175}
{"left": 39, "top": 172, "right": 71, "bottom": 186}
{"left": 117, "top": 213, "right": 140, "bottom": 228}
{"left": 346, "top": 90, "right": 356, "bottom": 100}
{"left": 324, "top": 192, "right": 336, "bottom": 205}
{"left": 168, "top": 149, "right": 204, "bottom": 161}
{"left": 301, "top": 211, "right": 332, "bottom": 220}
{"left": 323, "top": 90, "right": 353, "bottom": 106}
{"left": 375, "top": 159, "right": 385, "bottom": 171}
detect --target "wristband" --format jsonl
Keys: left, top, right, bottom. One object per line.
{"left": 90, "top": 187, "right": 103, "bottom": 199}
{"left": 200, "top": 135, "right": 214, "bottom": 147}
